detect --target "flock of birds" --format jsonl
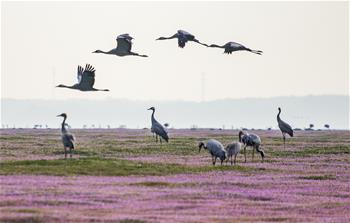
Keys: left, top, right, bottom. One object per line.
{"left": 56, "top": 30, "right": 262, "bottom": 92}
{"left": 55, "top": 29, "right": 293, "bottom": 164}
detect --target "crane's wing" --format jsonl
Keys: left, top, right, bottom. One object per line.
{"left": 77, "top": 65, "right": 84, "bottom": 83}
{"left": 249, "top": 134, "right": 261, "bottom": 145}
{"left": 279, "top": 120, "right": 293, "bottom": 137}
{"left": 153, "top": 122, "right": 169, "bottom": 141}
{"left": 178, "top": 30, "right": 194, "bottom": 39}
{"left": 228, "top": 42, "right": 245, "bottom": 48}
{"left": 116, "top": 34, "right": 133, "bottom": 52}
{"left": 79, "top": 64, "right": 95, "bottom": 88}
{"left": 62, "top": 133, "right": 75, "bottom": 149}
{"left": 177, "top": 30, "right": 195, "bottom": 48}
{"left": 224, "top": 42, "right": 245, "bottom": 54}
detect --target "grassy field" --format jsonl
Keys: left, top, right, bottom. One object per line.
{"left": 0, "top": 128, "right": 349, "bottom": 222}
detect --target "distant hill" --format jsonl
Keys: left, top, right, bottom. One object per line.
{"left": 1, "top": 95, "right": 349, "bottom": 129}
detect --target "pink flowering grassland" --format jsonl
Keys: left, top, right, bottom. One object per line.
{"left": 0, "top": 129, "right": 349, "bottom": 222}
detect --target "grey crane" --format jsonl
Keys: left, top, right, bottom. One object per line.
{"left": 277, "top": 107, "right": 294, "bottom": 148}
{"left": 57, "top": 113, "right": 75, "bottom": 158}
{"left": 225, "top": 142, "right": 241, "bottom": 165}
{"left": 93, "top": 34, "right": 148, "bottom": 57}
{"left": 56, "top": 64, "right": 109, "bottom": 92}
{"left": 148, "top": 107, "right": 169, "bottom": 143}
{"left": 239, "top": 131, "right": 265, "bottom": 162}
{"left": 156, "top": 30, "right": 208, "bottom": 48}
{"left": 199, "top": 139, "right": 227, "bottom": 166}
{"left": 208, "top": 41, "right": 263, "bottom": 55}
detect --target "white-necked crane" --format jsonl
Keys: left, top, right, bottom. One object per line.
{"left": 277, "top": 107, "right": 293, "bottom": 148}
{"left": 156, "top": 30, "right": 208, "bottom": 48}
{"left": 208, "top": 41, "right": 262, "bottom": 55}
{"left": 148, "top": 107, "right": 169, "bottom": 144}
{"left": 93, "top": 34, "right": 148, "bottom": 57}
{"left": 57, "top": 113, "right": 75, "bottom": 158}
{"left": 56, "top": 64, "right": 109, "bottom": 91}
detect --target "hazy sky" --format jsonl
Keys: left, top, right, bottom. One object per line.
{"left": 2, "top": 1, "right": 349, "bottom": 101}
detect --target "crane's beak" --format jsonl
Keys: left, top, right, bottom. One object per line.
{"left": 56, "top": 114, "right": 63, "bottom": 117}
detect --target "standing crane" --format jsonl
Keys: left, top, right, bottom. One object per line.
{"left": 156, "top": 30, "right": 208, "bottom": 48}
{"left": 56, "top": 64, "right": 109, "bottom": 91}
{"left": 208, "top": 41, "right": 262, "bottom": 55}
{"left": 93, "top": 34, "right": 148, "bottom": 57}
{"left": 57, "top": 113, "right": 75, "bottom": 158}
{"left": 148, "top": 107, "right": 169, "bottom": 144}
{"left": 277, "top": 107, "right": 293, "bottom": 148}
{"left": 225, "top": 142, "right": 241, "bottom": 165}
{"left": 239, "top": 131, "right": 265, "bottom": 162}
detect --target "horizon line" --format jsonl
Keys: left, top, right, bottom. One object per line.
{"left": 2, "top": 94, "right": 349, "bottom": 102}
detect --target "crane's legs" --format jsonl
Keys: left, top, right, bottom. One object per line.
{"left": 64, "top": 147, "right": 67, "bottom": 159}
{"left": 234, "top": 154, "right": 237, "bottom": 165}
{"left": 244, "top": 146, "right": 247, "bottom": 162}
{"left": 283, "top": 134, "right": 286, "bottom": 149}
{"left": 213, "top": 157, "right": 217, "bottom": 166}
{"left": 70, "top": 148, "right": 73, "bottom": 158}
{"left": 252, "top": 147, "right": 255, "bottom": 161}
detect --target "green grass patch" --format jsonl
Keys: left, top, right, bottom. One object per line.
{"left": 0, "top": 216, "right": 44, "bottom": 223}
{"left": 130, "top": 181, "right": 196, "bottom": 188}
{"left": 299, "top": 175, "right": 336, "bottom": 180}
{"left": 0, "top": 157, "right": 260, "bottom": 176}
{"left": 0, "top": 136, "right": 29, "bottom": 141}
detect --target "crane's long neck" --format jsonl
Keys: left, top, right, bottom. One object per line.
{"left": 151, "top": 109, "right": 156, "bottom": 124}
{"left": 61, "top": 116, "right": 67, "bottom": 134}
{"left": 256, "top": 146, "right": 265, "bottom": 159}
{"left": 209, "top": 44, "right": 225, "bottom": 48}
{"left": 199, "top": 142, "right": 207, "bottom": 152}
{"left": 277, "top": 109, "right": 281, "bottom": 122}
{"left": 238, "top": 131, "right": 244, "bottom": 143}
{"left": 158, "top": 34, "right": 177, "bottom": 40}
{"left": 57, "top": 85, "right": 76, "bottom": 89}
{"left": 94, "top": 50, "right": 113, "bottom": 55}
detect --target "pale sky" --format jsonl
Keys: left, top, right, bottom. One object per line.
{"left": 1, "top": 1, "right": 349, "bottom": 101}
